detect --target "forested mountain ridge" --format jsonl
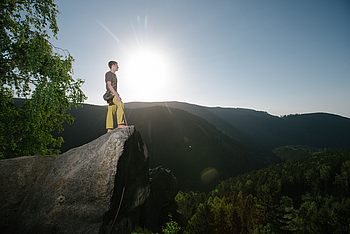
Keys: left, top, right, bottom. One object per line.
{"left": 176, "top": 150, "right": 350, "bottom": 233}
{"left": 13, "top": 99, "right": 348, "bottom": 155}
{"left": 127, "top": 101, "right": 350, "bottom": 150}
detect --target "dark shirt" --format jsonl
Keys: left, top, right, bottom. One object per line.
{"left": 105, "top": 71, "right": 117, "bottom": 92}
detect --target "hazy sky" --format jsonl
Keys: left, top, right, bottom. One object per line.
{"left": 53, "top": 0, "right": 350, "bottom": 117}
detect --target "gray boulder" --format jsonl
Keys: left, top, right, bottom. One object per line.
{"left": 0, "top": 126, "right": 150, "bottom": 234}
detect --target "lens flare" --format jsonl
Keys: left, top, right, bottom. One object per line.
{"left": 200, "top": 167, "right": 219, "bottom": 185}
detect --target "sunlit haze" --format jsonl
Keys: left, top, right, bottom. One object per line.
{"left": 53, "top": 0, "right": 350, "bottom": 117}
{"left": 122, "top": 45, "right": 172, "bottom": 101}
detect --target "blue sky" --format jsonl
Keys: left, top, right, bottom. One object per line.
{"left": 53, "top": 0, "right": 350, "bottom": 117}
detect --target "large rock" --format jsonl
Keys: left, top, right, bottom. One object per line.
{"left": 0, "top": 126, "right": 150, "bottom": 234}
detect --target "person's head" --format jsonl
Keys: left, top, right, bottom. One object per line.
{"left": 108, "top": 60, "right": 119, "bottom": 72}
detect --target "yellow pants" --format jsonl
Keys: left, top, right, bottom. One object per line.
{"left": 106, "top": 96, "right": 125, "bottom": 129}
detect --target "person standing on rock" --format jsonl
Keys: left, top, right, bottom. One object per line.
{"left": 105, "top": 60, "right": 127, "bottom": 132}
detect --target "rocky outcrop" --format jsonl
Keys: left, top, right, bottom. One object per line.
{"left": 143, "top": 166, "right": 185, "bottom": 232}
{"left": 0, "top": 126, "right": 150, "bottom": 234}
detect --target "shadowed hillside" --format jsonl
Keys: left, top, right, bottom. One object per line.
{"left": 61, "top": 103, "right": 106, "bottom": 151}
{"left": 127, "top": 102, "right": 350, "bottom": 150}
{"left": 126, "top": 106, "right": 267, "bottom": 190}
{"left": 61, "top": 104, "right": 271, "bottom": 190}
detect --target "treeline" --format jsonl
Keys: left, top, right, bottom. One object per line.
{"left": 0, "top": 1, "right": 86, "bottom": 159}
{"left": 175, "top": 150, "right": 350, "bottom": 233}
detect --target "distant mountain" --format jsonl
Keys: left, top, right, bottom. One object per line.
{"left": 126, "top": 102, "right": 350, "bottom": 150}
{"left": 60, "top": 103, "right": 106, "bottom": 151}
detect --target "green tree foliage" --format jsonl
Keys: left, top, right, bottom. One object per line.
{"left": 162, "top": 219, "right": 181, "bottom": 234}
{"left": 175, "top": 191, "right": 207, "bottom": 221}
{"left": 0, "top": 0, "right": 86, "bottom": 158}
{"left": 177, "top": 150, "right": 350, "bottom": 233}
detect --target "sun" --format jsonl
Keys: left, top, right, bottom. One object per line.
{"left": 122, "top": 46, "right": 171, "bottom": 101}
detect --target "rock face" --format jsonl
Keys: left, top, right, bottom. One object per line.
{"left": 144, "top": 166, "right": 181, "bottom": 232}
{"left": 0, "top": 126, "right": 150, "bottom": 234}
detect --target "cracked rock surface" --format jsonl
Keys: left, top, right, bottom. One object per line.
{"left": 0, "top": 126, "right": 149, "bottom": 234}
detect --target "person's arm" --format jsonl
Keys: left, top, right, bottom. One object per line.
{"left": 107, "top": 81, "right": 121, "bottom": 100}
